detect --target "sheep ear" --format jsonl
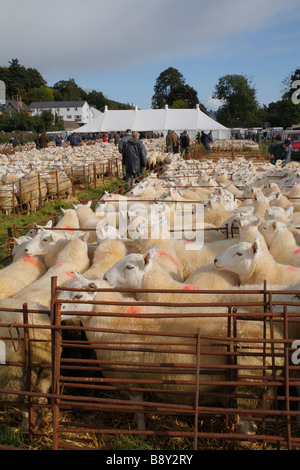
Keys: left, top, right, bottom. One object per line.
{"left": 251, "top": 237, "right": 260, "bottom": 255}
{"left": 60, "top": 208, "right": 66, "bottom": 214}
{"left": 87, "top": 201, "right": 92, "bottom": 208}
{"left": 143, "top": 245, "right": 158, "bottom": 266}
{"left": 271, "top": 221, "right": 278, "bottom": 231}
{"left": 73, "top": 271, "right": 84, "bottom": 282}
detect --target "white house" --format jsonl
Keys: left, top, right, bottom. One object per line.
{"left": 29, "top": 101, "right": 98, "bottom": 129}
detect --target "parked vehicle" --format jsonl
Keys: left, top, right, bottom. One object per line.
{"left": 282, "top": 130, "right": 300, "bottom": 158}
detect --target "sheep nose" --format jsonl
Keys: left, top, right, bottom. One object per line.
{"left": 24, "top": 248, "right": 29, "bottom": 253}
{"left": 214, "top": 258, "right": 218, "bottom": 264}
{"left": 103, "top": 274, "right": 108, "bottom": 281}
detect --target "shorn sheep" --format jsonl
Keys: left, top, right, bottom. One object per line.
{"left": 58, "top": 271, "right": 284, "bottom": 436}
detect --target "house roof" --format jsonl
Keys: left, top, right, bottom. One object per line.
{"left": 5, "top": 100, "right": 29, "bottom": 111}
{"left": 29, "top": 101, "right": 87, "bottom": 109}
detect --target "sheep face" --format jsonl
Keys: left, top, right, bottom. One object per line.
{"left": 103, "top": 246, "right": 159, "bottom": 289}
{"left": 214, "top": 239, "right": 261, "bottom": 277}
{"left": 58, "top": 273, "right": 102, "bottom": 320}
{"left": 24, "top": 230, "right": 65, "bottom": 256}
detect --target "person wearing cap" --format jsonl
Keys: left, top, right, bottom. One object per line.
{"left": 268, "top": 139, "right": 292, "bottom": 167}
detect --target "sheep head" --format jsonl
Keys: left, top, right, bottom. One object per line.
{"left": 103, "top": 245, "right": 159, "bottom": 289}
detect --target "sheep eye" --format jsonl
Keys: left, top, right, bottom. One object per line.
{"left": 126, "top": 265, "right": 134, "bottom": 270}
{"left": 73, "top": 294, "right": 83, "bottom": 300}
{"left": 236, "top": 252, "right": 243, "bottom": 256}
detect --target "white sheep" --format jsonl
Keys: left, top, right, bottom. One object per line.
{"left": 83, "top": 238, "right": 127, "bottom": 280}
{"left": 58, "top": 271, "right": 283, "bottom": 436}
{"left": 23, "top": 229, "right": 71, "bottom": 268}
{"left": 55, "top": 207, "right": 80, "bottom": 232}
{"left": 214, "top": 236, "right": 300, "bottom": 286}
{"left": 259, "top": 220, "right": 300, "bottom": 266}
{"left": 14, "top": 233, "right": 90, "bottom": 307}
{"left": 0, "top": 298, "right": 52, "bottom": 433}
{"left": 0, "top": 238, "right": 47, "bottom": 300}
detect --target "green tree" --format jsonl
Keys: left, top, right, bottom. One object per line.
{"left": 53, "top": 78, "right": 83, "bottom": 101}
{"left": 213, "top": 74, "right": 259, "bottom": 127}
{"left": 152, "top": 67, "right": 186, "bottom": 108}
{"left": 263, "top": 68, "right": 300, "bottom": 128}
{"left": 26, "top": 85, "right": 54, "bottom": 103}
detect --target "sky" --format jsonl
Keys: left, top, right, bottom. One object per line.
{"left": 1, "top": 0, "right": 300, "bottom": 111}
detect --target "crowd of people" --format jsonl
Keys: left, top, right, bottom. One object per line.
{"left": 166, "top": 129, "right": 213, "bottom": 157}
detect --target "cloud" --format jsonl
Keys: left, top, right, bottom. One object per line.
{"left": 1, "top": 0, "right": 299, "bottom": 79}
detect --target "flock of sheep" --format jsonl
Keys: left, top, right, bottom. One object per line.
{"left": 1, "top": 144, "right": 300, "bottom": 445}
{"left": 0, "top": 139, "right": 168, "bottom": 215}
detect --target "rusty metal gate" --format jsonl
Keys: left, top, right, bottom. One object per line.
{"left": 0, "top": 278, "right": 299, "bottom": 450}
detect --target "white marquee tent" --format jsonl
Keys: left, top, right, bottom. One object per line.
{"left": 74, "top": 104, "right": 230, "bottom": 139}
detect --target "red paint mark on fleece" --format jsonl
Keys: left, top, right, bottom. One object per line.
{"left": 56, "top": 263, "right": 63, "bottom": 268}
{"left": 65, "top": 271, "right": 76, "bottom": 278}
{"left": 157, "top": 250, "right": 180, "bottom": 269}
{"left": 183, "top": 284, "right": 200, "bottom": 290}
{"left": 294, "top": 249, "right": 300, "bottom": 254}
{"left": 288, "top": 266, "right": 299, "bottom": 272}
{"left": 126, "top": 306, "right": 142, "bottom": 314}
{"left": 21, "top": 255, "right": 43, "bottom": 269}
{"left": 63, "top": 224, "right": 75, "bottom": 232}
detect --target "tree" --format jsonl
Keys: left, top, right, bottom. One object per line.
{"left": 53, "top": 79, "right": 83, "bottom": 101}
{"left": 263, "top": 68, "right": 300, "bottom": 128}
{"left": 213, "top": 74, "right": 259, "bottom": 127}
{"left": 151, "top": 67, "right": 202, "bottom": 110}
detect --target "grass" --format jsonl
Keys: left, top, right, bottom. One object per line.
{"left": 0, "top": 176, "right": 127, "bottom": 266}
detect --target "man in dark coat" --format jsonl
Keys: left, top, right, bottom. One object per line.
{"left": 268, "top": 139, "right": 291, "bottom": 167}
{"left": 122, "top": 131, "right": 147, "bottom": 185}
{"left": 118, "top": 129, "right": 132, "bottom": 178}
{"left": 180, "top": 130, "right": 190, "bottom": 157}
{"left": 39, "top": 133, "right": 49, "bottom": 149}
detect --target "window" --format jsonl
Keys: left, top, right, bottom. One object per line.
{"left": 67, "top": 115, "right": 72, "bottom": 119}
{"left": 66, "top": 107, "right": 70, "bottom": 111}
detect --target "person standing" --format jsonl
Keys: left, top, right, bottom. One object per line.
{"left": 55, "top": 133, "right": 63, "bottom": 147}
{"left": 118, "top": 129, "right": 132, "bottom": 178}
{"left": 268, "top": 139, "right": 292, "bottom": 167}
{"left": 39, "top": 132, "right": 49, "bottom": 149}
{"left": 122, "top": 131, "right": 147, "bottom": 185}
{"left": 201, "top": 131, "right": 211, "bottom": 154}
{"left": 70, "top": 132, "right": 80, "bottom": 148}
{"left": 166, "top": 130, "right": 173, "bottom": 153}
{"left": 172, "top": 131, "right": 179, "bottom": 154}
{"left": 180, "top": 130, "right": 190, "bottom": 157}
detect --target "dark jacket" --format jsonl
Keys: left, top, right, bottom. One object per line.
{"left": 118, "top": 133, "right": 132, "bottom": 154}
{"left": 123, "top": 138, "right": 147, "bottom": 175}
{"left": 201, "top": 132, "right": 210, "bottom": 147}
{"left": 70, "top": 134, "right": 80, "bottom": 146}
{"left": 268, "top": 142, "right": 291, "bottom": 166}
{"left": 180, "top": 134, "right": 190, "bottom": 148}
{"left": 39, "top": 133, "right": 49, "bottom": 149}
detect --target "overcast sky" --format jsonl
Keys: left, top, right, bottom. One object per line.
{"left": 1, "top": 0, "right": 300, "bottom": 110}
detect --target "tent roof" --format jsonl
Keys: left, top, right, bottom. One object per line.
{"left": 74, "top": 104, "right": 229, "bottom": 134}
